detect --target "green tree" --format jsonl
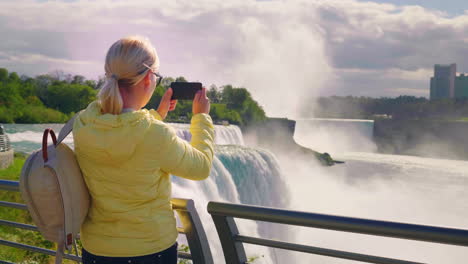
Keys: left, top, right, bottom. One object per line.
{"left": 207, "top": 84, "right": 221, "bottom": 103}
{"left": 0, "top": 68, "right": 8, "bottom": 82}
{"left": 175, "top": 76, "right": 187, "bottom": 83}
{"left": 45, "top": 83, "right": 97, "bottom": 114}
{"left": 0, "top": 68, "right": 270, "bottom": 125}
{"left": 8, "top": 72, "right": 20, "bottom": 82}
{"left": 71, "top": 75, "right": 86, "bottom": 85}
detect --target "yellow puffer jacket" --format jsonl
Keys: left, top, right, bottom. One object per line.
{"left": 73, "top": 101, "right": 215, "bottom": 257}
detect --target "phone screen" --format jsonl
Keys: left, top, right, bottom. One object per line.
{"left": 170, "top": 82, "right": 202, "bottom": 100}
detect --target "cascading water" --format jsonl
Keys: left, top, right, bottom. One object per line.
{"left": 171, "top": 124, "right": 290, "bottom": 263}
{"left": 172, "top": 123, "right": 245, "bottom": 146}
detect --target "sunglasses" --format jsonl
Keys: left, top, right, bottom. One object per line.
{"left": 142, "top": 63, "right": 163, "bottom": 86}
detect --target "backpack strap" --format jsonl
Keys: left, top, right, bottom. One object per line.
{"left": 57, "top": 114, "right": 78, "bottom": 144}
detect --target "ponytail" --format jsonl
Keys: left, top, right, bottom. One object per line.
{"left": 98, "top": 77, "right": 123, "bottom": 115}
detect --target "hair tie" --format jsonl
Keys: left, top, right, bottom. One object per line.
{"left": 110, "top": 73, "right": 119, "bottom": 80}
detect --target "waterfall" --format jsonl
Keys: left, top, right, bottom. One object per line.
{"left": 171, "top": 124, "right": 291, "bottom": 263}
{"left": 172, "top": 123, "right": 289, "bottom": 209}
{"left": 215, "top": 145, "right": 290, "bottom": 208}
{"left": 171, "top": 123, "right": 244, "bottom": 145}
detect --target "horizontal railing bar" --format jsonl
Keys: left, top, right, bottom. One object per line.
{"left": 235, "top": 235, "right": 423, "bottom": 264}
{"left": 0, "top": 201, "right": 27, "bottom": 210}
{"left": 208, "top": 202, "right": 468, "bottom": 247}
{"left": 0, "top": 180, "right": 19, "bottom": 192}
{"left": 0, "top": 239, "right": 81, "bottom": 262}
{"left": 0, "top": 219, "right": 38, "bottom": 231}
{"left": 172, "top": 198, "right": 191, "bottom": 210}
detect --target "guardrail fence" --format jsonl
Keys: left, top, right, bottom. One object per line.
{"left": 0, "top": 180, "right": 213, "bottom": 264}
{"left": 2, "top": 179, "right": 468, "bottom": 264}
{"left": 207, "top": 201, "right": 468, "bottom": 264}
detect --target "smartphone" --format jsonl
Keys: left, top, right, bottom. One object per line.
{"left": 170, "top": 82, "right": 202, "bottom": 100}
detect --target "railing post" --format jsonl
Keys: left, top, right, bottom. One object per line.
{"left": 172, "top": 198, "right": 214, "bottom": 264}
{"left": 209, "top": 202, "right": 248, "bottom": 264}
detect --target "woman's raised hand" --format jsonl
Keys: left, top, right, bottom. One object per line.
{"left": 157, "top": 88, "right": 177, "bottom": 120}
{"left": 192, "top": 87, "right": 210, "bottom": 115}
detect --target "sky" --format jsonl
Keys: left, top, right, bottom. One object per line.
{"left": 367, "top": 0, "right": 468, "bottom": 16}
{"left": 1, "top": 0, "right": 467, "bottom": 117}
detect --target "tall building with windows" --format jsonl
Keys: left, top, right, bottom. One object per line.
{"left": 430, "top": 63, "right": 468, "bottom": 100}
{"left": 430, "top": 64, "right": 456, "bottom": 100}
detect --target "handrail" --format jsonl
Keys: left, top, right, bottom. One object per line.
{"left": 0, "top": 180, "right": 213, "bottom": 264}
{"left": 0, "top": 180, "right": 18, "bottom": 192}
{"left": 208, "top": 201, "right": 468, "bottom": 247}
{"left": 208, "top": 201, "right": 468, "bottom": 264}
{"left": 172, "top": 198, "right": 214, "bottom": 264}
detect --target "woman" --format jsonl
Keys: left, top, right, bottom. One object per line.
{"left": 72, "top": 36, "right": 214, "bottom": 264}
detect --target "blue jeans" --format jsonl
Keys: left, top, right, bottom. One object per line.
{"left": 81, "top": 242, "right": 178, "bottom": 264}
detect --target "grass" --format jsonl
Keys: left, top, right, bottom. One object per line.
{"left": 0, "top": 153, "right": 26, "bottom": 180}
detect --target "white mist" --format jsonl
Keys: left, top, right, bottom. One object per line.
{"left": 278, "top": 119, "right": 468, "bottom": 263}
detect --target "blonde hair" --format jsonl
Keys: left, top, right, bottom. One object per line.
{"left": 98, "top": 36, "right": 159, "bottom": 115}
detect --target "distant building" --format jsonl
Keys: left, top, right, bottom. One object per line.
{"left": 430, "top": 64, "right": 456, "bottom": 99}
{"left": 455, "top": 74, "right": 468, "bottom": 99}
{"left": 430, "top": 63, "right": 468, "bottom": 100}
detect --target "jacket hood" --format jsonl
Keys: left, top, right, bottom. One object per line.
{"left": 73, "top": 101, "right": 153, "bottom": 165}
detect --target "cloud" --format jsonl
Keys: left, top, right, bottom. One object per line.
{"left": 317, "top": 2, "right": 468, "bottom": 72}
{"left": 322, "top": 67, "right": 430, "bottom": 98}
{"left": 0, "top": 0, "right": 467, "bottom": 117}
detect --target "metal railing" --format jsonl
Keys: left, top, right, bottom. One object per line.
{"left": 4, "top": 177, "right": 468, "bottom": 264}
{"left": 0, "top": 136, "right": 11, "bottom": 152}
{"left": 0, "top": 180, "right": 213, "bottom": 264}
{"left": 208, "top": 201, "right": 468, "bottom": 264}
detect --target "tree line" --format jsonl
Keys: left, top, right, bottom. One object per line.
{"left": 310, "top": 96, "right": 468, "bottom": 120}
{"left": 144, "top": 76, "right": 266, "bottom": 126}
{"left": 0, "top": 68, "right": 266, "bottom": 126}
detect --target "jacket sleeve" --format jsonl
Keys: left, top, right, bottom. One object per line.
{"left": 148, "top": 113, "right": 215, "bottom": 181}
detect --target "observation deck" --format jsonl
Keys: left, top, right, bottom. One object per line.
{"left": 1, "top": 180, "right": 468, "bottom": 263}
